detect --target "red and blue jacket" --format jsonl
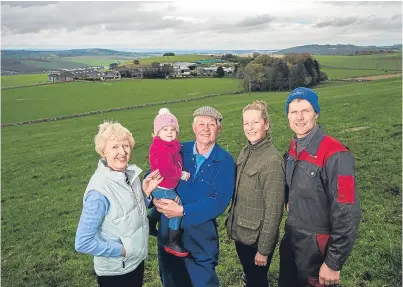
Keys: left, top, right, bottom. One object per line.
{"left": 285, "top": 126, "right": 361, "bottom": 277}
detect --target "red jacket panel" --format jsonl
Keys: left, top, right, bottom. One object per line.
{"left": 149, "top": 137, "right": 183, "bottom": 189}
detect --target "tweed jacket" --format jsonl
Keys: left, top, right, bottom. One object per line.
{"left": 226, "top": 135, "right": 285, "bottom": 256}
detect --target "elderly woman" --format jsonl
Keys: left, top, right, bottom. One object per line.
{"left": 75, "top": 121, "right": 162, "bottom": 287}
{"left": 226, "top": 101, "right": 285, "bottom": 287}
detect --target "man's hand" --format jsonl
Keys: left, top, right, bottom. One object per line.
{"left": 153, "top": 198, "right": 184, "bottom": 218}
{"left": 181, "top": 171, "right": 191, "bottom": 181}
{"left": 142, "top": 170, "right": 163, "bottom": 197}
{"left": 319, "top": 262, "right": 340, "bottom": 286}
{"left": 121, "top": 246, "right": 126, "bottom": 257}
{"left": 255, "top": 252, "right": 268, "bottom": 266}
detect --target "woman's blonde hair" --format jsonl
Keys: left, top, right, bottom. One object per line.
{"left": 242, "top": 100, "right": 270, "bottom": 122}
{"left": 94, "top": 121, "right": 135, "bottom": 157}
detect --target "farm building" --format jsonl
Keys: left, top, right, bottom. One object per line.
{"left": 47, "top": 71, "right": 74, "bottom": 82}
{"left": 48, "top": 73, "right": 60, "bottom": 82}
{"left": 60, "top": 71, "right": 75, "bottom": 82}
{"left": 104, "top": 70, "right": 121, "bottom": 80}
{"left": 173, "top": 62, "right": 198, "bottom": 77}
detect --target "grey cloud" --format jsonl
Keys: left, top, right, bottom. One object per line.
{"left": 235, "top": 14, "right": 274, "bottom": 28}
{"left": 315, "top": 14, "right": 402, "bottom": 31}
{"left": 315, "top": 17, "right": 357, "bottom": 28}
{"left": 1, "top": 1, "right": 58, "bottom": 8}
{"left": 103, "top": 17, "right": 188, "bottom": 32}
{"left": 1, "top": 1, "right": 183, "bottom": 35}
{"left": 210, "top": 14, "right": 274, "bottom": 33}
{"left": 323, "top": 1, "right": 401, "bottom": 7}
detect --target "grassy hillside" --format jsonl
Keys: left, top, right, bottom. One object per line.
{"left": 321, "top": 68, "right": 400, "bottom": 80}
{"left": 274, "top": 44, "right": 402, "bottom": 55}
{"left": 314, "top": 53, "right": 402, "bottom": 79}
{"left": 2, "top": 78, "right": 242, "bottom": 124}
{"left": 315, "top": 53, "right": 402, "bottom": 70}
{"left": 1, "top": 78, "right": 401, "bottom": 287}
{"left": 64, "top": 57, "right": 131, "bottom": 66}
{"left": 128, "top": 54, "right": 218, "bottom": 65}
{"left": 1, "top": 74, "right": 49, "bottom": 88}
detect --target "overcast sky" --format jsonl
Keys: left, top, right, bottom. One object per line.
{"left": 1, "top": 1, "right": 402, "bottom": 50}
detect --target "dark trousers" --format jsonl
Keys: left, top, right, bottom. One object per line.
{"left": 235, "top": 241, "right": 274, "bottom": 287}
{"left": 97, "top": 261, "right": 144, "bottom": 287}
{"left": 278, "top": 233, "right": 337, "bottom": 287}
{"left": 278, "top": 233, "right": 304, "bottom": 287}
{"left": 158, "top": 245, "right": 192, "bottom": 287}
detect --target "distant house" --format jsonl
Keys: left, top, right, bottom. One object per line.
{"left": 60, "top": 71, "right": 75, "bottom": 82}
{"left": 104, "top": 70, "right": 121, "bottom": 80}
{"left": 173, "top": 62, "right": 197, "bottom": 77}
{"left": 48, "top": 71, "right": 74, "bottom": 82}
{"left": 88, "top": 71, "right": 104, "bottom": 81}
{"left": 48, "top": 73, "right": 60, "bottom": 82}
{"left": 131, "top": 69, "right": 143, "bottom": 78}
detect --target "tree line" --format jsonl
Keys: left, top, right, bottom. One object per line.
{"left": 221, "top": 53, "right": 328, "bottom": 92}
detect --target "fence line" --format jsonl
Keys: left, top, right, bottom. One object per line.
{"left": 1, "top": 91, "right": 243, "bottom": 128}
{"left": 321, "top": 65, "right": 402, "bottom": 72}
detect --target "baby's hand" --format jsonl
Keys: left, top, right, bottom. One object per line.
{"left": 181, "top": 171, "right": 191, "bottom": 181}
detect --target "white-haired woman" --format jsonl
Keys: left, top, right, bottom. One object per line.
{"left": 75, "top": 121, "right": 162, "bottom": 287}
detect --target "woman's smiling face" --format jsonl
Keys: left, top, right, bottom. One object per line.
{"left": 103, "top": 138, "right": 131, "bottom": 172}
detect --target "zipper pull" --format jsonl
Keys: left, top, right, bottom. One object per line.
{"left": 122, "top": 261, "right": 125, "bottom": 268}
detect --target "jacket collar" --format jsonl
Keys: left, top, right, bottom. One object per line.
{"left": 152, "top": 137, "right": 180, "bottom": 153}
{"left": 291, "top": 125, "right": 325, "bottom": 156}
{"left": 182, "top": 141, "right": 225, "bottom": 162}
{"left": 97, "top": 159, "right": 142, "bottom": 183}
{"left": 247, "top": 134, "right": 272, "bottom": 151}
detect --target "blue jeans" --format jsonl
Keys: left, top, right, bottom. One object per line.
{"left": 151, "top": 187, "right": 182, "bottom": 230}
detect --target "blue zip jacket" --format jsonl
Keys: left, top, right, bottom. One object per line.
{"left": 157, "top": 141, "right": 236, "bottom": 287}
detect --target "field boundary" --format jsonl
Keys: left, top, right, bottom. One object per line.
{"left": 1, "top": 90, "right": 243, "bottom": 128}
{"left": 1, "top": 81, "right": 65, "bottom": 90}
{"left": 321, "top": 65, "right": 402, "bottom": 72}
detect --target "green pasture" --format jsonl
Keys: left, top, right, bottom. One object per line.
{"left": 64, "top": 57, "right": 129, "bottom": 67}
{"left": 315, "top": 53, "right": 402, "bottom": 71}
{"left": 127, "top": 54, "right": 218, "bottom": 65}
{"left": 21, "top": 59, "right": 91, "bottom": 70}
{"left": 1, "top": 78, "right": 242, "bottom": 124}
{"left": 1, "top": 78, "right": 401, "bottom": 287}
{"left": 321, "top": 67, "right": 400, "bottom": 80}
{"left": 1, "top": 74, "right": 49, "bottom": 88}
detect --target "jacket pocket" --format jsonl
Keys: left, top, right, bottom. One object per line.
{"left": 237, "top": 216, "right": 261, "bottom": 230}
{"left": 236, "top": 216, "right": 261, "bottom": 245}
{"left": 296, "top": 162, "right": 320, "bottom": 199}
{"left": 315, "top": 233, "right": 330, "bottom": 256}
{"left": 290, "top": 227, "right": 325, "bottom": 280}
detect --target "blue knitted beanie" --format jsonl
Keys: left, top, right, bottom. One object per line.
{"left": 285, "top": 87, "right": 320, "bottom": 114}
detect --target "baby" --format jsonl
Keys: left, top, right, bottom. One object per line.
{"left": 148, "top": 108, "right": 190, "bottom": 257}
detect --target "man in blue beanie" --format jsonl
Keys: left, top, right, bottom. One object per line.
{"left": 279, "top": 87, "right": 361, "bottom": 287}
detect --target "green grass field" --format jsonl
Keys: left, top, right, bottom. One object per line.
{"left": 315, "top": 53, "right": 402, "bottom": 71}
{"left": 315, "top": 53, "right": 402, "bottom": 79}
{"left": 128, "top": 54, "right": 218, "bottom": 65}
{"left": 21, "top": 59, "right": 91, "bottom": 70}
{"left": 1, "top": 74, "right": 49, "bottom": 88}
{"left": 1, "top": 78, "right": 401, "bottom": 287}
{"left": 1, "top": 78, "right": 242, "bottom": 124}
{"left": 64, "top": 57, "right": 130, "bottom": 66}
{"left": 321, "top": 67, "right": 400, "bottom": 80}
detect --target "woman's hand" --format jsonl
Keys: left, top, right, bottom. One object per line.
{"left": 153, "top": 198, "right": 184, "bottom": 218}
{"left": 255, "top": 252, "right": 268, "bottom": 266}
{"left": 142, "top": 170, "right": 164, "bottom": 197}
{"left": 122, "top": 246, "right": 126, "bottom": 257}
